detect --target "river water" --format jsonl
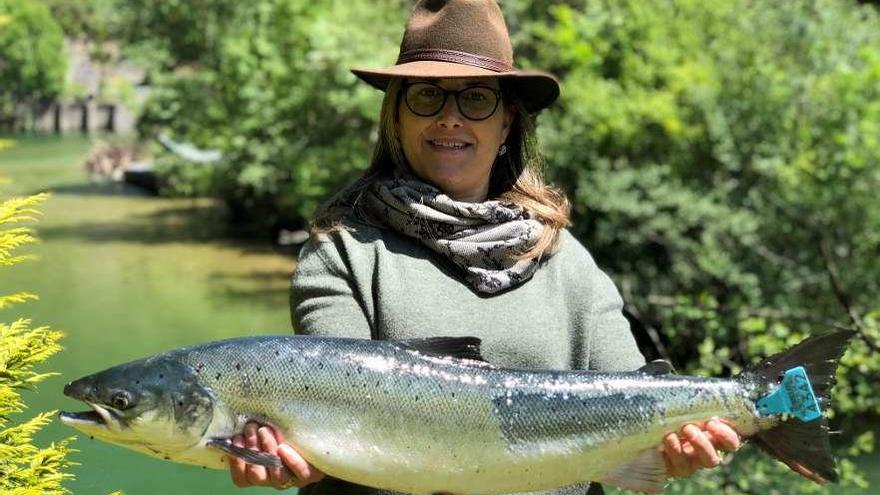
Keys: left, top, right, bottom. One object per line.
{"left": 1, "top": 136, "right": 290, "bottom": 494}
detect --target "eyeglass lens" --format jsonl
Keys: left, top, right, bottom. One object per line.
{"left": 405, "top": 82, "right": 500, "bottom": 121}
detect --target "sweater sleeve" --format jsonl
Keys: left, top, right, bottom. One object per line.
{"left": 290, "top": 233, "right": 373, "bottom": 339}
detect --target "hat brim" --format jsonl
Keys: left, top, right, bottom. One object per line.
{"left": 351, "top": 61, "right": 559, "bottom": 113}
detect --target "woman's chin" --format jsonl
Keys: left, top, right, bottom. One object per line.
{"left": 431, "top": 179, "right": 486, "bottom": 202}
{"left": 410, "top": 158, "right": 491, "bottom": 200}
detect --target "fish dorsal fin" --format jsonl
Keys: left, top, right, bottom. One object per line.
{"left": 398, "top": 337, "right": 486, "bottom": 362}
{"left": 638, "top": 359, "right": 675, "bottom": 375}
{"left": 598, "top": 447, "right": 667, "bottom": 493}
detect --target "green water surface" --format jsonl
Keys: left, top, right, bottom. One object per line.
{"left": 1, "top": 136, "right": 293, "bottom": 494}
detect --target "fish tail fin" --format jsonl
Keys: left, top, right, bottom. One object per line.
{"left": 738, "top": 329, "right": 856, "bottom": 484}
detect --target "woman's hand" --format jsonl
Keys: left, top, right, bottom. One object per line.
{"left": 662, "top": 419, "right": 741, "bottom": 478}
{"left": 228, "top": 422, "right": 325, "bottom": 490}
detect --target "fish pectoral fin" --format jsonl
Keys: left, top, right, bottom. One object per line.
{"left": 206, "top": 437, "right": 283, "bottom": 469}
{"left": 598, "top": 447, "right": 667, "bottom": 494}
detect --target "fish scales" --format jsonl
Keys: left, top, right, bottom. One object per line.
{"left": 171, "top": 337, "right": 760, "bottom": 494}
{"left": 61, "top": 331, "right": 855, "bottom": 494}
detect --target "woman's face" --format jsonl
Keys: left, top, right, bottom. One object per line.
{"left": 398, "top": 78, "right": 513, "bottom": 202}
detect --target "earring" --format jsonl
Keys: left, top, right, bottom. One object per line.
{"left": 498, "top": 144, "right": 507, "bottom": 156}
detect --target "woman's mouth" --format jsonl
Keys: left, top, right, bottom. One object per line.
{"left": 427, "top": 139, "right": 472, "bottom": 153}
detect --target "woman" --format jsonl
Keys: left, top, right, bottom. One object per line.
{"left": 229, "top": 1, "right": 740, "bottom": 493}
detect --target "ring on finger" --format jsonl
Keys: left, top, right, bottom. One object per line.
{"left": 277, "top": 474, "right": 298, "bottom": 490}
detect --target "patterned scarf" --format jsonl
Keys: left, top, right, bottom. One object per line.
{"left": 362, "top": 178, "right": 545, "bottom": 294}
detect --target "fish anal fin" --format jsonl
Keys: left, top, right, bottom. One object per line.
{"left": 206, "top": 437, "right": 282, "bottom": 468}
{"left": 598, "top": 448, "right": 667, "bottom": 494}
{"left": 637, "top": 360, "right": 675, "bottom": 375}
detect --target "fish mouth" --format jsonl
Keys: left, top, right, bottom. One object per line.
{"left": 59, "top": 402, "right": 118, "bottom": 431}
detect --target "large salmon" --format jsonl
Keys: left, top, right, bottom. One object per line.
{"left": 60, "top": 331, "right": 854, "bottom": 494}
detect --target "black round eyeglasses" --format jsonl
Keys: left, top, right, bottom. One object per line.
{"left": 403, "top": 82, "right": 502, "bottom": 121}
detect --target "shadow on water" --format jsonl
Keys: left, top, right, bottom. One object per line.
{"left": 34, "top": 181, "right": 281, "bottom": 248}
{"left": 208, "top": 270, "right": 293, "bottom": 309}
{"left": 36, "top": 181, "right": 155, "bottom": 197}
{"left": 22, "top": 176, "right": 299, "bottom": 309}
{"left": 209, "top": 269, "right": 295, "bottom": 285}
{"left": 32, "top": 185, "right": 299, "bottom": 306}
{"left": 37, "top": 205, "right": 230, "bottom": 244}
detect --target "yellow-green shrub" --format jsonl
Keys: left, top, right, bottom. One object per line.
{"left": 0, "top": 145, "right": 74, "bottom": 494}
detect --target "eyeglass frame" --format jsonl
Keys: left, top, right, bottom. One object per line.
{"left": 401, "top": 81, "right": 503, "bottom": 121}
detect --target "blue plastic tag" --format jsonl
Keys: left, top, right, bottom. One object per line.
{"left": 755, "top": 366, "right": 822, "bottom": 422}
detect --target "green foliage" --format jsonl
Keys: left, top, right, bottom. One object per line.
{"left": 130, "top": 0, "right": 407, "bottom": 229}
{"left": 0, "top": 0, "right": 66, "bottom": 127}
{"left": 506, "top": 0, "right": 880, "bottom": 492}
{"left": 0, "top": 189, "right": 74, "bottom": 494}
{"left": 113, "top": 0, "right": 248, "bottom": 70}
{"left": 37, "top": 0, "right": 116, "bottom": 40}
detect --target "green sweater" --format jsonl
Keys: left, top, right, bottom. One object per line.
{"left": 290, "top": 220, "right": 645, "bottom": 495}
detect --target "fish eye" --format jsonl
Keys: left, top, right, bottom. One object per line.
{"left": 110, "top": 391, "right": 132, "bottom": 410}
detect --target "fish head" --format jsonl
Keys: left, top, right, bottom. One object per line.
{"left": 60, "top": 355, "right": 215, "bottom": 460}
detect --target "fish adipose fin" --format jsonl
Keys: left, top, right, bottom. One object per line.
{"left": 206, "top": 437, "right": 283, "bottom": 468}
{"left": 597, "top": 447, "right": 666, "bottom": 493}
{"left": 398, "top": 337, "right": 489, "bottom": 363}
{"left": 741, "top": 330, "right": 856, "bottom": 484}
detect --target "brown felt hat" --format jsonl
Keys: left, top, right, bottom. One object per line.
{"left": 351, "top": 0, "right": 560, "bottom": 113}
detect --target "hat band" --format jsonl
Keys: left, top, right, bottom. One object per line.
{"left": 396, "top": 49, "right": 514, "bottom": 73}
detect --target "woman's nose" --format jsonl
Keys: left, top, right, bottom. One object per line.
{"left": 436, "top": 97, "right": 464, "bottom": 128}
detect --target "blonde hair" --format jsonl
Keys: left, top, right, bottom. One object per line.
{"left": 312, "top": 78, "right": 571, "bottom": 261}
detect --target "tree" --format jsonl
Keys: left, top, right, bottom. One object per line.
{"left": 0, "top": 0, "right": 66, "bottom": 130}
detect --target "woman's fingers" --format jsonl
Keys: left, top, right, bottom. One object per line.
{"left": 229, "top": 434, "right": 250, "bottom": 487}
{"left": 278, "top": 444, "right": 326, "bottom": 486}
{"left": 227, "top": 422, "right": 324, "bottom": 490}
{"left": 244, "top": 422, "right": 270, "bottom": 485}
{"left": 257, "top": 426, "right": 288, "bottom": 487}
{"left": 706, "top": 419, "right": 741, "bottom": 452}
{"left": 663, "top": 420, "right": 743, "bottom": 479}
{"left": 662, "top": 432, "right": 693, "bottom": 478}
{"left": 682, "top": 424, "right": 721, "bottom": 468}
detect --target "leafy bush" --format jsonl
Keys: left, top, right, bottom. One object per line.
{"left": 0, "top": 147, "right": 74, "bottom": 493}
